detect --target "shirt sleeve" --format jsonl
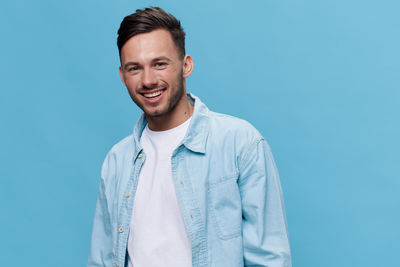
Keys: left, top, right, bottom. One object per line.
{"left": 238, "top": 138, "right": 292, "bottom": 267}
{"left": 87, "top": 164, "right": 113, "bottom": 266}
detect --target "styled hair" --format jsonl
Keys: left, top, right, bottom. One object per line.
{"left": 117, "top": 7, "right": 186, "bottom": 59}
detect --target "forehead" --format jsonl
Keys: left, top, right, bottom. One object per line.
{"left": 120, "top": 29, "right": 179, "bottom": 64}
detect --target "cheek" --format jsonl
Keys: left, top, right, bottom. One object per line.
{"left": 124, "top": 77, "right": 140, "bottom": 91}
{"left": 160, "top": 70, "right": 181, "bottom": 84}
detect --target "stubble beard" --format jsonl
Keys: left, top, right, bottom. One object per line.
{"left": 131, "top": 71, "right": 185, "bottom": 118}
{"left": 159, "top": 73, "right": 185, "bottom": 118}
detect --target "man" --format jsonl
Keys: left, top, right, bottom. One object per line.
{"left": 88, "top": 6, "right": 291, "bottom": 267}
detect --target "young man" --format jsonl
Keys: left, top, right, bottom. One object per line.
{"left": 88, "top": 7, "right": 291, "bottom": 267}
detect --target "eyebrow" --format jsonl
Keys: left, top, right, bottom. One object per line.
{"left": 152, "top": 56, "right": 172, "bottom": 62}
{"left": 123, "top": 61, "right": 139, "bottom": 70}
{"left": 123, "top": 56, "right": 172, "bottom": 69}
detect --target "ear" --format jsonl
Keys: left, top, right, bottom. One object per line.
{"left": 182, "top": 55, "right": 194, "bottom": 78}
{"left": 119, "top": 66, "right": 126, "bottom": 86}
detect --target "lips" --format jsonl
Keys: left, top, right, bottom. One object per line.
{"left": 139, "top": 88, "right": 166, "bottom": 103}
{"left": 143, "top": 90, "right": 164, "bottom": 98}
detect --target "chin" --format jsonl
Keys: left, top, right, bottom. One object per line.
{"left": 144, "top": 108, "right": 167, "bottom": 118}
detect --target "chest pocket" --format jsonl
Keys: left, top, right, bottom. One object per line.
{"left": 208, "top": 176, "right": 242, "bottom": 240}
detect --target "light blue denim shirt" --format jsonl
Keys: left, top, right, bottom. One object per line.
{"left": 87, "top": 94, "right": 291, "bottom": 267}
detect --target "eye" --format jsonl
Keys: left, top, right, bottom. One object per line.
{"left": 155, "top": 62, "right": 167, "bottom": 68}
{"left": 127, "top": 66, "right": 139, "bottom": 72}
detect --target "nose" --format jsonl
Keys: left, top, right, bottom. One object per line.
{"left": 142, "top": 67, "right": 158, "bottom": 89}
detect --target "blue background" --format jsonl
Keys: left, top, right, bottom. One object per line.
{"left": 1, "top": 0, "right": 399, "bottom": 266}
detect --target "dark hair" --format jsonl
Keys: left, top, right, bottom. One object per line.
{"left": 117, "top": 7, "right": 186, "bottom": 59}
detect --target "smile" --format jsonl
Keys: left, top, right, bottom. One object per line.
{"left": 143, "top": 90, "right": 164, "bottom": 98}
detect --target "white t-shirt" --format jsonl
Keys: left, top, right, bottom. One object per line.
{"left": 127, "top": 118, "right": 192, "bottom": 267}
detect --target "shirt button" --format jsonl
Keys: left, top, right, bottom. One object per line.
{"left": 118, "top": 227, "right": 124, "bottom": 233}
{"left": 138, "top": 153, "right": 143, "bottom": 158}
{"left": 125, "top": 192, "right": 130, "bottom": 197}
{"left": 115, "top": 264, "right": 119, "bottom": 267}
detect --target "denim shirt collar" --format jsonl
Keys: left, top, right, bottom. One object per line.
{"left": 132, "top": 93, "right": 209, "bottom": 158}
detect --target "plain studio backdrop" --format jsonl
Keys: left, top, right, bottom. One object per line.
{"left": 0, "top": 0, "right": 399, "bottom": 266}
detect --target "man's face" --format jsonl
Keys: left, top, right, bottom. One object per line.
{"left": 119, "top": 29, "right": 191, "bottom": 119}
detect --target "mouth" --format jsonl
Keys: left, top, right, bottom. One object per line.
{"left": 142, "top": 89, "right": 164, "bottom": 98}
{"left": 139, "top": 88, "right": 166, "bottom": 103}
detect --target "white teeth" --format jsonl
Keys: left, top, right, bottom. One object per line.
{"left": 143, "top": 90, "right": 163, "bottom": 98}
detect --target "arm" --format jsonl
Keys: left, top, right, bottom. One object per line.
{"left": 87, "top": 158, "right": 114, "bottom": 266}
{"left": 238, "top": 139, "right": 292, "bottom": 267}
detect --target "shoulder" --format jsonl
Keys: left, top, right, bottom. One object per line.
{"left": 207, "top": 111, "right": 265, "bottom": 145}
{"left": 101, "top": 134, "right": 135, "bottom": 180}
{"left": 108, "top": 134, "right": 135, "bottom": 156}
